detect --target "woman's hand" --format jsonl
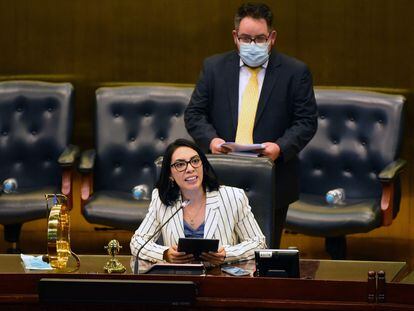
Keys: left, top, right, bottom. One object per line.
{"left": 163, "top": 245, "right": 194, "bottom": 263}
{"left": 200, "top": 246, "right": 226, "bottom": 265}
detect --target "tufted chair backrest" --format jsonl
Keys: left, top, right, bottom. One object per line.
{"left": 299, "top": 89, "right": 404, "bottom": 199}
{"left": 95, "top": 86, "right": 193, "bottom": 192}
{"left": 206, "top": 154, "right": 276, "bottom": 247}
{"left": 0, "top": 81, "right": 73, "bottom": 189}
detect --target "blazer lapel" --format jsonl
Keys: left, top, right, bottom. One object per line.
{"left": 255, "top": 51, "right": 281, "bottom": 127}
{"left": 169, "top": 198, "right": 185, "bottom": 245}
{"left": 203, "top": 190, "right": 220, "bottom": 239}
{"left": 225, "top": 52, "right": 240, "bottom": 132}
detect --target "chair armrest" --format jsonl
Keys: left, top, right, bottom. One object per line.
{"left": 379, "top": 159, "right": 406, "bottom": 182}
{"left": 379, "top": 159, "right": 406, "bottom": 226}
{"left": 57, "top": 145, "right": 79, "bottom": 210}
{"left": 78, "top": 149, "right": 96, "bottom": 173}
{"left": 78, "top": 149, "right": 96, "bottom": 203}
{"left": 58, "top": 145, "right": 80, "bottom": 167}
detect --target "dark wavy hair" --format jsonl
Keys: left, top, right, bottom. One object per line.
{"left": 155, "top": 139, "right": 220, "bottom": 206}
{"left": 234, "top": 2, "right": 274, "bottom": 30}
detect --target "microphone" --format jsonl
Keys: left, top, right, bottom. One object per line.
{"left": 133, "top": 199, "right": 190, "bottom": 274}
{"left": 1, "top": 178, "right": 18, "bottom": 194}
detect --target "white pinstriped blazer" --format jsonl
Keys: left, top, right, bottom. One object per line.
{"left": 130, "top": 186, "right": 266, "bottom": 263}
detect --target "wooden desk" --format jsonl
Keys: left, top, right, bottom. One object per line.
{"left": 0, "top": 254, "right": 413, "bottom": 310}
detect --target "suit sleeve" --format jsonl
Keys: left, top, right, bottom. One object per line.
{"left": 275, "top": 66, "right": 318, "bottom": 162}
{"left": 184, "top": 59, "right": 219, "bottom": 152}
{"left": 223, "top": 189, "right": 267, "bottom": 262}
{"left": 130, "top": 189, "right": 169, "bottom": 263}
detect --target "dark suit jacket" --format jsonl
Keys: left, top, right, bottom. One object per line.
{"left": 184, "top": 50, "right": 317, "bottom": 208}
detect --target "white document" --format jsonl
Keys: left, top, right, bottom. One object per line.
{"left": 220, "top": 142, "right": 265, "bottom": 153}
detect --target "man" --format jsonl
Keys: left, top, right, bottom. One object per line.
{"left": 184, "top": 2, "right": 317, "bottom": 247}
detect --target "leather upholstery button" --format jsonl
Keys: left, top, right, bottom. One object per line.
{"left": 31, "top": 130, "right": 37, "bottom": 135}
{"left": 114, "top": 113, "right": 119, "bottom": 118}
{"left": 130, "top": 137, "right": 135, "bottom": 141}
{"left": 320, "top": 115, "right": 325, "bottom": 119}
{"left": 47, "top": 107, "right": 53, "bottom": 112}
{"left": 159, "top": 136, "right": 165, "bottom": 141}
{"left": 144, "top": 112, "right": 150, "bottom": 117}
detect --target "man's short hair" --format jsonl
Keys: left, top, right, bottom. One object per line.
{"left": 234, "top": 2, "right": 273, "bottom": 30}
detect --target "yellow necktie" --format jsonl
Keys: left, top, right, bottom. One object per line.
{"left": 235, "top": 67, "right": 261, "bottom": 144}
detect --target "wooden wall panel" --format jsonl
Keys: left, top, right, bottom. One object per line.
{"left": 0, "top": 0, "right": 413, "bottom": 256}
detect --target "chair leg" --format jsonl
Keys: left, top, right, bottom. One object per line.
{"left": 325, "top": 236, "right": 347, "bottom": 259}
{"left": 273, "top": 206, "right": 289, "bottom": 248}
{"left": 4, "top": 224, "right": 23, "bottom": 254}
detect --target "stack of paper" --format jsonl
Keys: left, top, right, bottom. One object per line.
{"left": 20, "top": 254, "right": 53, "bottom": 270}
{"left": 220, "top": 142, "right": 265, "bottom": 157}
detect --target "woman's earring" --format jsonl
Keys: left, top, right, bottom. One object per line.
{"left": 169, "top": 178, "right": 175, "bottom": 187}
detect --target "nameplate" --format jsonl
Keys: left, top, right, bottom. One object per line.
{"left": 38, "top": 278, "right": 197, "bottom": 305}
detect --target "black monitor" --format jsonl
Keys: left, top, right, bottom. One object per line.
{"left": 254, "top": 249, "right": 300, "bottom": 278}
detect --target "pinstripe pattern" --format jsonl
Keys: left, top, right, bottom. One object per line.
{"left": 130, "top": 186, "right": 266, "bottom": 263}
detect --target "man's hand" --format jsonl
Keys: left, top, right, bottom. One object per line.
{"left": 200, "top": 246, "right": 226, "bottom": 265}
{"left": 210, "top": 138, "right": 228, "bottom": 154}
{"left": 163, "top": 245, "right": 194, "bottom": 263}
{"left": 261, "top": 142, "right": 281, "bottom": 161}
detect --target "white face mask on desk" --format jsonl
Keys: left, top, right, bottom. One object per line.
{"left": 239, "top": 42, "right": 270, "bottom": 67}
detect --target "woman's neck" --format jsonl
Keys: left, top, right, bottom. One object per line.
{"left": 181, "top": 188, "right": 205, "bottom": 205}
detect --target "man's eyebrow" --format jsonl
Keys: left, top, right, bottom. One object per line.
{"left": 238, "top": 33, "right": 267, "bottom": 36}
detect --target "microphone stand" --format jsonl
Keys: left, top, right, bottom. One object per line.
{"left": 133, "top": 200, "right": 190, "bottom": 274}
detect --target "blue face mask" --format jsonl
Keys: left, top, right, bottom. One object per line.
{"left": 239, "top": 42, "right": 270, "bottom": 67}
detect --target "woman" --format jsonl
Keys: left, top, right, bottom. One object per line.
{"left": 130, "top": 139, "right": 266, "bottom": 265}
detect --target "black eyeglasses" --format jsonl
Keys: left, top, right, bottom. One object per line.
{"left": 237, "top": 34, "right": 270, "bottom": 44}
{"left": 171, "top": 156, "right": 202, "bottom": 172}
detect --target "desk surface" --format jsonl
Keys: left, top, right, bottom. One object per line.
{"left": 0, "top": 254, "right": 407, "bottom": 282}
{"left": 0, "top": 254, "right": 413, "bottom": 310}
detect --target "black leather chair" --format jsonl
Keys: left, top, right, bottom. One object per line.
{"left": 80, "top": 85, "right": 193, "bottom": 230}
{"left": 206, "top": 154, "right": 277, "bottom": 248}
{"left": 0, "top": 81, "right": 78, "bottom": 252}
{"left": 154, "top": 154, "right": 277, "bottom": 247}
{"left": 286, "top": 89, "right": 406, "bottom": 259}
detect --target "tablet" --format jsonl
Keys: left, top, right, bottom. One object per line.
{"left": 177, "top": 238, "right": 219, "bottom": 260}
